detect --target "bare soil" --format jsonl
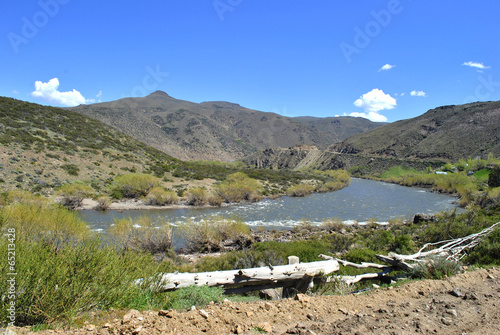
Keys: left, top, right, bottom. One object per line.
{"left": 11, "top": 266, "right": 500, "bottom": 335}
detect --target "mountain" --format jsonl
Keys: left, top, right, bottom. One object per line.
{"left": 245, "top": 101, "right": 500, "bottom": 172}
{"left": 69, "top": 91, "right": 382, "bottom": 161}
{"left": 330, "top": 101, "right": 500, "bottom": 161}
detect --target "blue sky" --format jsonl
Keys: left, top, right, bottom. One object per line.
{"left": 1, "top": 1, "right": 499, "bottom": 122}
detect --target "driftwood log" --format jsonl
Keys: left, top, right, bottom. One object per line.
{"left": 149, "top": 258, "right": 340, "bottom": 292}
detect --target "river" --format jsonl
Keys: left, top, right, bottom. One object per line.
{"left": 80, "top": 178, "right": 461, "bottom": 232}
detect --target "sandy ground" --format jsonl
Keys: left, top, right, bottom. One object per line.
{"left": 10, "top": 266, "right": 500, "bottom": 335}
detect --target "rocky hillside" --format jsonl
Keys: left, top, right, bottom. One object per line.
{"left": 330, "top": 101, "right": 500, "bottom": 161}
{"left": 0, "top": 97, "right": 176, "bottom": 192}
{"left": 69, "top": 91, "right": 382, "bottom": 161}
{"left": 246, "top": 101, "right": 500, "bottom": 172}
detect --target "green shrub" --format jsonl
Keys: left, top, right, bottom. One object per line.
{"left": 465, "top": 227, "right": 500, "bottom": 265}
{"left": 409, "top": 255, "right": 462, "bottom": 279}
{"left": 177, "top": 217, "right": 250, "bottom": 253}
{"left": 207, "top": 194, "right": 224, "bottom": 207}
{"left": 145, "top": 187, "right": 178, "bottom": 206}
{"left": 56, "top": 183, "right": 94, "bottom": 209}
{"left": 1, "top": 200, "right": 90, "bottom": 249}
{"left": 215, "top": 172, "right": 263, "bottom": 203}
{"left": 251, "top": 239, "right": 331, "bottom": 263}
{"left": 110, "top": 216, "right": 173, "bottom": 254}
{"left": 488, "top": 167, "right": 500, "bottom": 187}
{"left": 60, "top": 163, "right": 80, "bottom": 176}
{"left": 164, "top": 285, "right": 224, "bottom": 310}
{"left": 343, "top": 248, "right": 377, "bottom": 263}
{"left": 111, "top": 173, "right": 161, "bottom": 199}
{"left": 94, "top": 194, "right": 111, "bottom": 211}
{"left": 0, "top": 238, "right": 170, "bottom": 326}
{"left": 286, "top": 183, "right": 315, "bottom": 197}
{"left": 392, "top": 234, "right": 416, "bottom": 254}
{"left": 185, "top": 188, "right": 207, "bottom": 206}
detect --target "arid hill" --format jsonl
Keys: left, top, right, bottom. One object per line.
{"left": 69, "top": 91, "right": 382, "bottom": 161}
{"left": 245, "top": 101, "right": 500, "bottom": 172}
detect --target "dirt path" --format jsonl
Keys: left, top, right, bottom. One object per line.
{"left": 12, "top": 267, "right": 500, "bottom": 335}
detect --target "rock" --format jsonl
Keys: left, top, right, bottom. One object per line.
{"left": 102, "top": 323, "right": 112, "bottom": 329}
{"left": 122, "top": 309, "right": 142, "bottom": 324}
{"left": 132, "top": 325, "right": 143, "bottom": 334}
{"left": 86, "top": 325, "right": 96, "bottom": 331}
{"left": 464, "top": 292, "right": 478, "bottom": 300}
{"left": 450, "top": 287, "right": 464, "bottom": 298}
{"left": 487, "top": 274, "right": 495, "bottom": 279}
{"left": 257, "top": 322, "right": 273, "bottom": 333}
{"left": 260, "top": 288, "right": 282, "bottom": 300}
{"left": 446, "top": 309, "right": 458, "bottom": 317}
{"left": 158, "top": 310, "right": 174, "bottom": 318}
{"left": 372, "top": 284, "right": 380, "bottom": 289}
{"left": 295, "top": 294, "right": 310, "bottom": 303}
{"left": 441, "top": 317, "right": 453, "bottom": 326}
{"left": 234, "top": 325, "right": 245, "bottom": 334}
{"left": 190, "top": 305, "right": 196, "bottom": 311}
{"left": 264, "top": 302, "right": 273, "bottom": 311}
{"left": 199, "top": 309, "right": 209, "bottom": 319}
{"left": 413, "top": 213, "right": 437, "bottom": 224}
{"left": 246, "top": 311, "right": 254, "bottom": 317}
{"left": 338, "top": 308, "right": 349, "bottom": 315}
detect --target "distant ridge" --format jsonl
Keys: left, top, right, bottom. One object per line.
{"left": 70, "top": 91, "right": 382, "bottom": 161}
{"left": 245, "top": 101, "right": 500, "bottom": 171}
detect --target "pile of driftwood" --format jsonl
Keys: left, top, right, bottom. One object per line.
{"left": 144, "top": 222, "right": 499, "bottom": 297}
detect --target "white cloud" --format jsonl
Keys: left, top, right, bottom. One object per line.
{"left": 462, "top": 61, "right": 490, "bottom": 70}
{"left": 12, "top": 90, "right": 19, "bottom": 94}
{"left": 351, "top": 88, "right": 396, "bottom": 122}
{"left": 354, "top": 88, "right": 396, "bottom": 113}
{"left": 410, "top": 90, "right": 426, "bottom": 97}
{"left": 31, "top": 78, "right": 87, "bottom": 107}
{"left": 378, "top": 64, "right": 395, "bottom": 72}
{"left": 348, "top": 111, "right": 388, "bottom": 122}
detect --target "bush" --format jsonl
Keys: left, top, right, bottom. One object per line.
{"left": 1, "top": 201, "right": 90, "bottom": 250}
{"left": 177, "top": 217, "right": 251, "bottom": 253}
{"left": 409, "top": 255, "right": 462, "bottom": 279}
{"left": 145, "top": 187, "right": 178, "bottom": 206}
{"left": 343, "top": 248, "right": 377, "bottom": 263}
{"left": 286, "top": 183, "right": 315, "bottom": 197}
{"left": 465, "top": 227, "right": 500, "bottom": 265}
{"left": 56, "top": 183, "right": 94, "bottom": 209}
{"left": 489, "top": 167, "right": 500, "bottom": 187}
{"left": 164, "top": 285, "right": 224, "bottom": 310}
{"left": 94, "top": 194, "right": 111, "bottom": 211}
{"left": 215, "top": 172, "right": 263, "bottom": 203}
{"left": 207, "top": 194, "right": 224, "bottom": 207}
{"left": 185, "top": 188, "right": 208, "bottom": 206}
{"left": 0, "top": 238, "right": 170, "bottom": 326}
{"left": 110, "top": 216, "right": 173, "bottom": 254}
{"left": 251, "top": 239, "right": 331, "bottom": 263}
{"left": 111, "top": 173, "right": 161, "bottom": 199}
{"left": 60, "top": 163, "right": 80, "bottom": 176}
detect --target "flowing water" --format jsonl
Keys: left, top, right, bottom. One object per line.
{"left": 80, "top": 178, "right": 461, "bottom": 232}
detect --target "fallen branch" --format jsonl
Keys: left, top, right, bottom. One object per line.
{"left": 146, "top": 259, "right": 339, "bottom": 291}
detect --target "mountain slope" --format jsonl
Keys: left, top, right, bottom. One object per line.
{"left": 329, "top": 101, "right": 500, "bottom": 161}
{"left": 70, "top": 91, "right": 382, "bottom": 161}
{"left": 0, "top": 96, "right": 176, "bottom": 191}
{"left": 245, "top": 101, "right": 500, "bottom": 172}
